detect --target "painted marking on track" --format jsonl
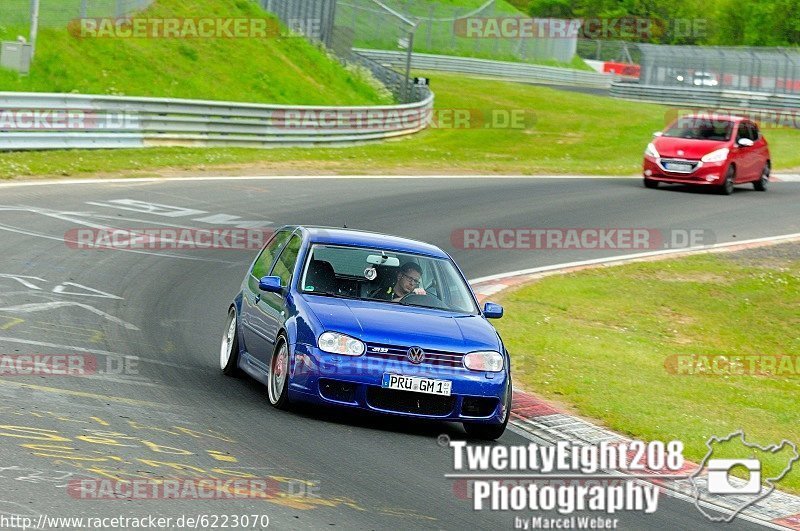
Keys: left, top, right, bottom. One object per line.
{"left": 87, "top": 199, "right": 272, "bottom": 229}
{"left": 0, "top": 381, "right": 167, "bottom": 408}
{"left": 0, "top": 302, "right": 139, "bottom": 331}
{"left": 207, "top": 450, "right": 238, "bottom": 463}
{"left": 0, "top": 209, "right": 236, "bottom": 264}
{"left": 52, "top": 282, "right": 123, "bottom": 300}
{"left": 0, "top": 274, "right": 46, "bottom": 290}
{"left": 0, "top": 317, "right": 24, "bottom": 330}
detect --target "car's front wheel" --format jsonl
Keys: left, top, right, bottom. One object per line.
{"left": 644, "top": 178, "right": 659, "bottom": 189}
{"left": 267, "top": 334, "right": 291, "bottom": 409}
{"left": 463, "top": 385, "right": 511, "bottom": 441}
{"left": 720, "top": 165, "right": 736, "bottom": 195}
{"left": 220, "top": 307, "right": 241, "bottom": 376}
{"left": 754, "top": 162, "right": 770, "bottom": 192}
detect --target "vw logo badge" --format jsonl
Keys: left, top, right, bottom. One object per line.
{"left": 407, "top": 347, "right": 425, "bottom": 364}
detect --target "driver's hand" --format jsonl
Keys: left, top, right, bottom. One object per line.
{"left": 413, "top": 288, "right": 427, "bottom": 295}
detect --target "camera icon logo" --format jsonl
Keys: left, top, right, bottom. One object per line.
{"left": 706, "top": 459, "right": 762, "bottom": 494}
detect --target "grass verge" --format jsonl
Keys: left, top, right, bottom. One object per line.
{"left": 0, "top": 0, "right": 391, "bottom": 105}
{"left": 493, "top": 243, "right": 800, "bottom": 493}
{"left": 3, "top": 72, "right": 800, "bottom": 179}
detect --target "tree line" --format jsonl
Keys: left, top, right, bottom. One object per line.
{"left": 519, "top": 0, "right": 800, "bottom": 45}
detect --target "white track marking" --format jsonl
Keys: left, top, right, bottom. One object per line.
{"left": 51, "top": 283, "right": 123, "bottom": 300}
{"left": 470, "top": 232, "right": 800, "bottom": 284}
{"left": 0, "top": 302, "right": 139, "bottom": 331}
{"left": 0, "top": 175, "right": 632, "bottom": 188}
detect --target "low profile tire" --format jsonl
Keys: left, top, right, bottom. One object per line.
{"left": 720, "top": 165, "right": 736, "bottom": 195}
{"left": 754, "top": 162, "right": 770, "bottom": 191}
{"left": 220, "top": 307, "right": 241, "bottom": 377}
{"left": 463, "top": 383, "right": 511, "bottom": 441}
{"left": 267, "top": 334, "right": 291, "bottom": 410}
{"left": 644, "top": 178, "right": 659, "bottom": 189}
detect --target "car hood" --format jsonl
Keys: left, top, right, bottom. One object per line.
{"left": 302, "top": 295, "right": 500, "bottom": 353}
{"left": 654, "top": 137, "right": 728, "bottom": 159}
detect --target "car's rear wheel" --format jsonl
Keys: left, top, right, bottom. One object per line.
{"left": 463, "top": 384, "right": 511, "bottom": 441}
{"left": 267, "top": 334, "right": 291, "bottom": 409}
{"left": 754, "top": 162, "right": 770, "bottom": 191}
{"left": 720, "top": 165, "right": 736, "bottom": 195}
{"left": 220, "top": 307, "right": 241, "bottom": 376}
{"left": 644, "top": 178, "right": 659, "bottom": 189}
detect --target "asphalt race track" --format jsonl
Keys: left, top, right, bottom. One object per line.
{"left": 0, "top": 176, "right": 797, "bottom": 530}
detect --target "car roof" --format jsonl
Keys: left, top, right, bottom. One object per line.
{"left": 293, "top": 226, "right": 450, "bottom": 259}
{"left": 681, "top": 113, "right": 747, "bottom": 123}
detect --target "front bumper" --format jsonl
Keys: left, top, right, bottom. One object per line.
{"left": 643, "top": 156, "right": 727, "bottom": 185}
{"left": 288, "top": 343, "right": 509, "bottom": 424}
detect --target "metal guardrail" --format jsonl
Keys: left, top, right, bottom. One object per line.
{"left": 356, "top": 49, "right": 615, "bottom": 88}
{"left": 610, "top": 82, "right": 800, "bottom": 114}
{"left": 0, "top": 91, "right": 435, "bottom": 151}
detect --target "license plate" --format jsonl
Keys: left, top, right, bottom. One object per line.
{"left": 382, "top": 373, "right": 452, "bottom": 396}
{"left": 665, "top": 162, "right": 692, "bottom": 172}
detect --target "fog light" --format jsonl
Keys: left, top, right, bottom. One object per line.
{"left": 706, "top": 175, "right": 717, "bottom": 181}
{"left": 644, "top": 169, "right": 652, "bottom": 177}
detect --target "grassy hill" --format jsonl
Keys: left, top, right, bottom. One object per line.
{"left": 0, "top": 0, "right": 392, "bottom": 105}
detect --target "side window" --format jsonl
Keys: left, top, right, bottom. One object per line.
{"left": 736, "top": 123, "right": 747, "bottom": 142}
{"left": 270, "top": 234, "right": 302, "bottom": 287}
{"left": 748, "top": 123, "right": 760, "bottom": 141}
{"left": 252, "top": 230, "right": 291, "bottom": 280}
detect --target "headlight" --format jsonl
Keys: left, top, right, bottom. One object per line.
{"left": 644, "top": 143, "right": 659, "bottom": 158}
{"left": 318, "top": 332, "right": 365, "bottom": 356}
{"left": 701, "top": 148, "right": 729, "bottom": 163}
{"left": 463, "top": 351, "right": 504, "bottom": 372}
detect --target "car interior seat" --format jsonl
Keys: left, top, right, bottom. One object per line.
{"left": 305, "top": 260, "right": 337, "bottom": 294}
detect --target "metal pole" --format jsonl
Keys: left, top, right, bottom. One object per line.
{"left": 29, "top": 0, "right": 40, "bottom": 59}
{"left": 403, "top": 27, "right": 416, "bottom": 102}
{"left": 81, "top": 0, "right": 89, "bottom": 18}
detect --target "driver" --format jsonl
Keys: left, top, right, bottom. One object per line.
{"left": 370, "top": 262, "right": 426, "bottom": 302}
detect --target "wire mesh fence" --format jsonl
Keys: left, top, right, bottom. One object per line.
{"left": 576, "top": 39, "right": 641, "bottom": 64}
{"left": 335, "top": 0, "right": 578, "bottom": 64}
{"left": 260, "top": 0, "right": 428, "bottom": 102}
{"left": 638, "top": 44, "right": 800, "bottom": 94}
{"left": 0, "top": 0, "right": 153, "bottom": 30}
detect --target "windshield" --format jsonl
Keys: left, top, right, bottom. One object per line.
{"left": 663, "top": 119, "right": 733, "bottom": 141}
{"left": 300, "top": 244, "right": 478, "bottom": 314}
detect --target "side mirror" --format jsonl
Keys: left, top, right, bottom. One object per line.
{"left": 483, "top": 302, "right": 504, "bottom": 319}
{"left": 652, "top": 131, "right": 663, "bottom": 137}
{"left": 258, "top": 276, "right": 283, "bottom": 293}
{"left": 737, "top": 138, "right": 754, "bottom": 147}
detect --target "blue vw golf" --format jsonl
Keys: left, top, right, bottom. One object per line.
{"left": 221, "top": 226, "right": 512, "bottom": 439}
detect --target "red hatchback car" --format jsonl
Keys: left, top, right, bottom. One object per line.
{"left": 643, "top": 114, "right": 771, "bottom": 195}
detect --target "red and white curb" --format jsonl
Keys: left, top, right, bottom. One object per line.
{"left": 470, "top": 233, "right": 800, "bottom": 529}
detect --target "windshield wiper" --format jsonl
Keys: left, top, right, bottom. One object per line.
{"left": 305, "top": 291, "right": 359, "bottom": 300}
